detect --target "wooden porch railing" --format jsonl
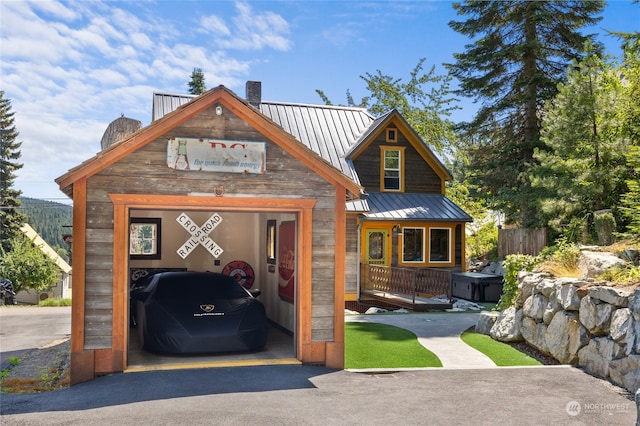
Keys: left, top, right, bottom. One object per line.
{"left": 360, "top": 264, "right": 452, "bottom": 310}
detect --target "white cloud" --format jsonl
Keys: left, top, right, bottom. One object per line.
{"left": 0, "top": 0, "right": 293, "bottom": 199}
{"left": 199, "top": 1, "right": 291, "bottom": 51}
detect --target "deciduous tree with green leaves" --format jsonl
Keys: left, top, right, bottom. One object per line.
{"left": 447, "top": 0, "right": 605, "bottom": 228}
{"left": 317, "top": 58, "right": 460, "bottom": 158}
{"left": 0, "top": 234, "right": 59, "bottom": 294}
{"left": 0, "top": 91, "right": 26, "bottom": 253}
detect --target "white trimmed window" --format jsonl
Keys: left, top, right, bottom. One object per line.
{"left": 429, "top": 227, "right": 451, "bottom": 263}
{"left": 402, "top": 227, "right": 425, "bottom": 263}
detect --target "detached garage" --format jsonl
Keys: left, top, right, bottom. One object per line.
{"left": 56, "top": 84, "right": 363, "bottom": 384}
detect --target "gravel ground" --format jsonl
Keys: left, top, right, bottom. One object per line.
{"left": 1, "top": 338, "right": 70, "bottom": 392}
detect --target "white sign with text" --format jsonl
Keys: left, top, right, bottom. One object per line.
{"left": 176, "top": 212, "right": 224, "bottom": 259}
{"left": 167, "top": 138, "right": 266, "bottom": 174}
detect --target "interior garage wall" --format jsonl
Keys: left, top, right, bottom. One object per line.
{"left": 131, "top": 209, "right": 297, "bottom": 334}
{"left": 258, "top": 212, "right": 296, "bottom": 333}
{"left": 129, "top": 209, "right": 259, "bottom": 273}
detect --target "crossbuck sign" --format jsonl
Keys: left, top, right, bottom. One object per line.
{"left": 176, "top": 212, "right": 224, "bottom": 259}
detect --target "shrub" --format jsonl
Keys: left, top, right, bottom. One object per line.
{"left": 537, "top": 238, "right": 581, "bottom": 278}
{"left": 467, "top": 221, "right": 499, "bottom": 260}
{"left": 495, "top": 254, "right": 540, "bottom": 310}
{"left": 599, "top": 264, "right": 640, "bottom": 284}
{"left": 38, "top": 298, "right": 72, "bottom": 307}
{"left": 594, "top": 211, "right": 616, "bottom": 246}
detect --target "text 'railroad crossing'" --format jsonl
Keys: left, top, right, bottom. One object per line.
{"left": 176, "top": 212, "right": 224, "bottom": 259}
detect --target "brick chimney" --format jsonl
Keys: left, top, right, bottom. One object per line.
{"left": 246, "top": 81, "right": 262, "bottom": 108}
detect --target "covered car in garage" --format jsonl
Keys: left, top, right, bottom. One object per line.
{"left": 132, "top": 271, "right": 268, "bottom": 354}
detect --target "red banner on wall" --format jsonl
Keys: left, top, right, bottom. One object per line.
{"left": 278, "top": 221, "right": 295, "bottom": 303}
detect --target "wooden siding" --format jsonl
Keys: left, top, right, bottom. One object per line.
{"left": 81, "top": 103, "right": 342, "bottom": 352}
{"left": 352, "top": 126, "right": 442, "bottom": 194}
{"left": 344, "top": 214, "right": 359, "bottom": 296}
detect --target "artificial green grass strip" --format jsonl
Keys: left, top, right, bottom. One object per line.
{"left": 460, "top": 330, "right": 542, "bottom": 366}
{"left": 345, "top": 322, "right": 442, "bottom": 369}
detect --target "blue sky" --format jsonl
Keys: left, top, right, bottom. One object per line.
{"left": 1, "top": 1, "right": 638, "bottom": 203}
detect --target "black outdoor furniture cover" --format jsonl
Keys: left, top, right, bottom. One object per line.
{"left": 132, "top": 271, "right": 268, "bottom": 354}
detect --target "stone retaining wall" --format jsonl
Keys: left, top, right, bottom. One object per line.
{"left": 476, "top": 272, "right": 640, "bottom": 394}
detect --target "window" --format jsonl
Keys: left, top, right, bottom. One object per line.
{"left": 368, "top": 231, "right": 385, "bottom": 260}
{"left": 266, "top": 220, "right": 277, "bottom": 265}
{"left": 381, "top": 147, "right": 403, "bottom": 191}
{"left": 429, "top": 228, "right": 451, "bottom": 263}
{"left": 402, "top": 227, "right": 425, "bottom": 263}
{"left": 129, "top": 218, "right": 161, "bottom": 260}
{"left": 386, "top": 128, "right": 397, "bottom": 142}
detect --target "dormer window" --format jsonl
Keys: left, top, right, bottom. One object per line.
{"left": 386, "top": 128, "right": 398, "bottom": 143}
{"left": 380, "top": 146, "right": 405, "bottom": 192}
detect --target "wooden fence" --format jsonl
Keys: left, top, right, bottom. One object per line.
{"left": 498, "top": 228, "right": 547, "bottom": 258}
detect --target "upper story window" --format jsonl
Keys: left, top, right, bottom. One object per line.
{"left": 386, "top": 128, "right": 398, "bottom": 143}
{"left": 381, "top": 146, "right": 405, "bottom": 192}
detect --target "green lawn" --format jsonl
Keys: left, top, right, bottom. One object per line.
{"left": 345, "top": 321, "right": 442, "bottom": 369}
{"left": 460, "top": 330, "right": 542, "bottom": 366}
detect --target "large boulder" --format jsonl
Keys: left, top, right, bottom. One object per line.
{"left": 475, "top": 311, "right": 500, "bottom": 335}
{"left": 545, "top": 310, "right": 589, "bottom": 365}
{"left": 521, "top": 316, "right": 548, "bottom": 353}
{"left": 543, "top": 293, "right": 562, "bottom": 325}
{"left": 490, "top": 307, "right": 523, "bottom": 342}
{"left": 609, "top": 355, "right": 640, "bottom": 394}
{"left": 610, "top": 308, "right": 635, "bottom": 357}
{"left": 629, "top": 290, "right": 640, "bottom": 322}
{"left": 588, "top": 286, "right": 631, "bottom": 308}
{"left": 577, "top": 250, "right": 626, "bottom": 279}
{"left": 523, "top": 293, "right": 548, "bottom": 321}
{"left": 579, "top": 295, "right": 613, "bottom": 335}
{"left": 556, "top": 283, "right": 583, "bottom": 311}
{"left": 515, "top": 273, "right": 548, "bottom": 308}
{"left": 578, "top": 337, "right": 615, "bottom": 378}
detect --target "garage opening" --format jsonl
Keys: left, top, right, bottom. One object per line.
{"left": 125, "top": 208, "right": 298, "bottom": 370}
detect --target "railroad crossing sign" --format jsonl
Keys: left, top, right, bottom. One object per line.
{"left": 176, "top": 212, "right": 224, "bottom": 259}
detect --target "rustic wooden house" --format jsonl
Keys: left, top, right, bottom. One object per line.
{"left": 56, "top": 82, "right": 470, "bottom": 384}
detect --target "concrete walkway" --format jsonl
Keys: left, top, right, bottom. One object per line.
{"left": 345, "top": 312, "right": 497, "bottom": 369}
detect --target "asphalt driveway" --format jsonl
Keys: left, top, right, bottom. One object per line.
{"left": 0, "top": 306, "right": 71, "bottom": 370}
{"left": 1, "top": 364, "right": 636, "bottom": 425}
{"left": 1, "top": 307, "right": 636, "bottom": 425}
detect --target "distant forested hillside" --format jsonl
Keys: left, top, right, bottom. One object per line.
{"left": 19, "top": 197, "right": 73, "bottom": 259}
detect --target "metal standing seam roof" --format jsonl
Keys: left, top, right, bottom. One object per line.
{"left": 152, "top": 92, "right": 375, "bottom": 184}
{"left": 151, "top": 92, "right": 470, "bottom": 223}
{"left": 259, "top": 101, "right": 374, "bottom": 182}
{"left": 346, "top": 192, "right": 473, "bottom": 222}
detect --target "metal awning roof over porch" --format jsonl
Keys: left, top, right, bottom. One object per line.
{"left": 347, "top": 192, "right": 472, "bottom": 222}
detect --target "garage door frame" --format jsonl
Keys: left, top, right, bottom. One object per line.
{"left": 110, "top": 193, "right": 317, "bottom": 369}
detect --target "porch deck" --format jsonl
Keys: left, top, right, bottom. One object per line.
{"left": 359, "top": 264, "right": 453, "bottom": 312}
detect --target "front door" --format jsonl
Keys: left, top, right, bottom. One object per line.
{"left": 365, "top": 229, "right": 389, "bottom": 266}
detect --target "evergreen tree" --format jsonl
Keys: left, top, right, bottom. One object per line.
{"left": 0, "top": 91, "right": 26, "bottom": 252}
{"left": 532, "top": 45, "right": 629, "bottom": 238}
{"left": 447, "top": 0, "right": 605, "bottom": 227}
{"left": 618, "top": 32, "right": 640, "bottom": 238}
{"left": 188, "top": 68, "right": 206, "bottom": 95}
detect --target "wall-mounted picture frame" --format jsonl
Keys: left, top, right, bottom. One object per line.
{"left": 266, "top": 219, "right": 277, "bottom": 265}
{"left": 129, "top": 218, "right": 162, "bottom": 260}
